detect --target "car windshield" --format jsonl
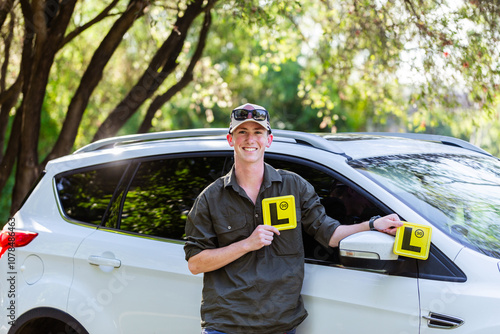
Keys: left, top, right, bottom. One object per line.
{"left": 350, "top": 153, "right": 500, "bottom": 259}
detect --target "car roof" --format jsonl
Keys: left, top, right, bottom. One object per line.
{"left": 321, "top": 132, "right": 492, "bottom": 160}
{"left": 46, "top": 129, "right": 492, "bottom": 173}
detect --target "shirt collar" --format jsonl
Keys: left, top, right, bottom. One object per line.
{"left": 224, "top": 163, "right": 282, "bottom": 190}
{"left": 262, "top": 162, "right": 282, "bottom": 188}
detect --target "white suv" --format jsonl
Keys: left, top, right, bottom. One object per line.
{"left": 1, "top": 129, "right": 500, "bottom": 333}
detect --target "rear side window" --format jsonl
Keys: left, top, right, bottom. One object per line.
{"left": 116, "top": 156, "right": 228, "bottom": 240}
{"left": 55, "top": 164, "right": 129, "bottom": 225}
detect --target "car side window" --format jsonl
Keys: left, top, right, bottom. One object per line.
{"left": 116, "top": 155, "right": 229, "bottom": 240}
{"left": 55, "top": 163, "right": 129, "bottom": 225}
{"left": 266, "top": 156, "right": 385, "bottom": 265}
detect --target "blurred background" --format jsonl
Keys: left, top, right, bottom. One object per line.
{"left": 1, "top": 0, "right": 499, "bottom": 222}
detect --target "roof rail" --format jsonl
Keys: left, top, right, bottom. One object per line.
{"left": 74, "top": 128, "right": 348, "bottom": 157}
{"left": 273, "top": 129, "right": 346, "bottom": 155}
{"left": 360, "top": 132, "right": 492, "bottom": 156}
{"left": 74, "top": 129, "right": 228, "bottom": 154}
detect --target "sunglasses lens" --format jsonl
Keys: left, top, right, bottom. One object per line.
{"left": 232, "top": 109, "right": 268, "bottom": 121}
{"left": 252, "top": 109, "right": 267, "bottom": 121}
{"left": 233, "top": 109, "right": 249, "bottom": 120}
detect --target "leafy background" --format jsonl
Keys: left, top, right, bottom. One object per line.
{"left": 1, "top": 0, "right": 499, "bottom": 222}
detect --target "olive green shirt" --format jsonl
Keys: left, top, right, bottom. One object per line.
{"left": 184, "top": 163, "right": 340, "bottom": 334}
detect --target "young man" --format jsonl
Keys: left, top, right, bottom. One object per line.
{"left": 184, "top": 103, "right": 402, "bottom": 334}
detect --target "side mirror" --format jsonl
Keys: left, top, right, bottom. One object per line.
{"left": 339, "top": 231, "right": 399, "bottom": 272}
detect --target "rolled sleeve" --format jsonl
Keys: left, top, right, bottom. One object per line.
{"left": 299, "top": 177, "right": 340, "bottom": 248}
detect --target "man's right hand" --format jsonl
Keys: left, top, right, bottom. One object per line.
{"left": 246, "top": 224, "right": 280, "bottom": 251}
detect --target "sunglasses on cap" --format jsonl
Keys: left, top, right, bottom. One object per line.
{"left": 232, "top": 108, "right": 269, "bottom": 121}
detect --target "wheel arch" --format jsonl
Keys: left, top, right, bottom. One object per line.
{"left": 8, "top": 307, "right": 89, "bottom": 334}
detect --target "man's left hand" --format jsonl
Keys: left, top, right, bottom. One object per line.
{"left": 374, "top": 213, "right": 403, "bottom": 236}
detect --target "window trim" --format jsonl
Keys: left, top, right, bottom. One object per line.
{"left": 53, "top": 161, "right": 131, "bottom": 228}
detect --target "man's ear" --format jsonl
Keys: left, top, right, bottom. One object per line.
{"left": 267, "top": 133, "right": 273, "bottom": 148}
{"left": 227, "top": 133, "right": 234, "bottom": 147}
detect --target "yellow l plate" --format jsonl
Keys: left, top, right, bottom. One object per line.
{"left": 393, "top": 222, "right": 432, "bottom": 260}
{"left": 262, "top": 195, "right": 297, "bottom": 231}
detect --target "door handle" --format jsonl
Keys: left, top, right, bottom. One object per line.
{"left": 88, "top": 255, "right": 121, "bottom": 268}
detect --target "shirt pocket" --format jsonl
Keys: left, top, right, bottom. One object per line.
{"left": 271, "top": 225, "right": 303, "bottom": 256}
{"left": 213, "top": 212, "right": 251, "bottom": 247}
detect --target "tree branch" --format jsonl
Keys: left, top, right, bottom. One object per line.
{"left": 62, "top": 0, "right": 120, "bottom": 47}
{"left": 43, "top": 0, "right": 149, "bottom": 164}
{"left": 1, "top": 6, "right": 15, "bottom": 92}
{"left": 0, "top": 0, "right": 16, "bottom": 29}
{"left": 138, "top": 8, "right": 213, "bottom": 133}
{"left": 93, "top": 0, "right": 218, "bottom": 141}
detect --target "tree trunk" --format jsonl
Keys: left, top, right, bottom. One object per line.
{"left": 0, "top": 76, "right": 22, "bottom": 161}
{"left": 11, "top": 0, "right": 77, "bottom": 214}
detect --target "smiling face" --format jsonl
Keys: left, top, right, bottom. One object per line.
{"left": 227, "top": 122, "right": 273, "bottom": 166}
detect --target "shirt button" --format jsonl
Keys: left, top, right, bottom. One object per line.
{"left": 228, "top": 226, "right": 232, "bottom": 230}
{"left": 255, "top": 214, "right": 258, "bottom": 218}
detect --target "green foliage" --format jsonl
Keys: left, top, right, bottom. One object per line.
{"left": 119, "top": 158, "right": 216, "bottom": 239}
{"left": 36, "top": 0, "right": 499, "bottom": 142}
{"left": 1, "top": 0, "right": 499, "bottom": 222}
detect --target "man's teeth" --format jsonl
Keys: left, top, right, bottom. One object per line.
{"left": 244, "top": 148, "right": 257, "bottom": 151}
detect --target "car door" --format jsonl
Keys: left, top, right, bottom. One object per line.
{"left": 69, "top": 228, "right": 201, "bottom": 334}
{"left": 67, "top": 154, "right": 231, "bottom": 333}
{"left": 300, "top": 264, "right": 420, "bottom": 333}
{"left": 266, "top": 155, "right": 421, "bottom": 333}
